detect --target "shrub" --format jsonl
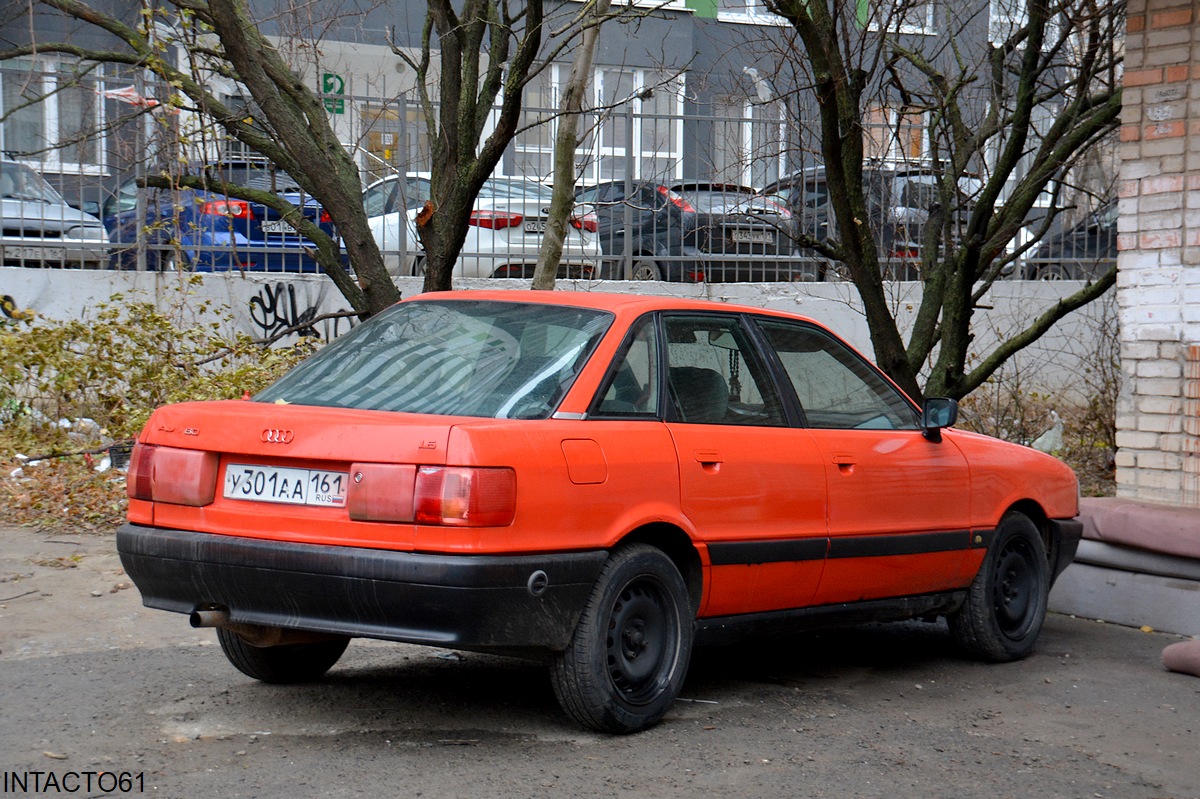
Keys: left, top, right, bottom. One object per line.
{"left": 1, "top": 292, "right": 320, "bottom": 531}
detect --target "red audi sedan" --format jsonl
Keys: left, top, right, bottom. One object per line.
{"left": 118, "top": 291, "right": 1082, "bottom": 733}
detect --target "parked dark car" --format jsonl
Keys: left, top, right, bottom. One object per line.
{"left": 102, "top": 162, "right": 338, "bottom": 272}
{"left": 1022, "top": 202, "right": 1117, "bottom": 280}
{"left": 1, "top": 158, "right": 110, "bottom": 268}
{"left": 761, "top": 166, "right": 981, "bottom": 279}
{"left": 574, "top": 182, "right": 704, "bottom": 282}
{"left": 668, "top": 182, "right": 819, "bottom": 282}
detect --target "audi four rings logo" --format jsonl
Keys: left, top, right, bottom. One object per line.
{"left": 260, "top": 429, "right": 295, "bottom": 444}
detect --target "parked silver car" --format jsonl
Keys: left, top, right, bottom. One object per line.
{"left": 1, "top": 159, "right": 110, "bottom": 268}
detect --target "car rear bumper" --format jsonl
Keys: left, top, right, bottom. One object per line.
{"left": 117, "top": 523, "right": 608, "bottom": 652}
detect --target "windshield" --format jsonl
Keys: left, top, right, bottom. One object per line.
{"left": 0, "top": 162, "right": 65, "bottom": 204}
{"left": 256, "top": 300, "right": 613, "bottom": 419}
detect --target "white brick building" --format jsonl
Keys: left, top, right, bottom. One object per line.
{"left": 1115, "top": 0, "right": 1200, "bottom": 507}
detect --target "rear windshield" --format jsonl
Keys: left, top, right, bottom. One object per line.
{"left": 256, "top": 300, "right": 613, "bottom": 419}
{"left": 677, "top": 188, "right": 782, "bottom": 215}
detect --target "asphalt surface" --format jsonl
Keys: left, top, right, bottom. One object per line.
{"left": 1, "top": 527, "right": 1197, "bottom": 798}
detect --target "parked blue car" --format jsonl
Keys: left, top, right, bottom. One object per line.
{"left": 102, "top": 162, "right": 338, "bottom": 273}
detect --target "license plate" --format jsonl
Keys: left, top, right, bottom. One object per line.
{"left": 224, "top": 464, "right": 347, "bottom": 507}
{"left": 731, "top": 229, "right": 774, "bottom": 244}
{"left": 523, "top": 220, "right": 547, "bottom": 233}
{"left": 260, "top": 220, "right": 298, "bottom": 235}
{"left": 7, "top": 246, "right": 65, "bottom": 261}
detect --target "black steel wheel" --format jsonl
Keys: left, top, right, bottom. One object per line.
{"left": 217, "top": 628, "right": 350, "bottom": 684}
{"left": 551, "top": 544, "right": 693, "bottom": 733}
{"left": 949, "top": 512, "right": 1050, "bottom": 662}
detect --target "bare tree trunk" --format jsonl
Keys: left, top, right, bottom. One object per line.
{"left": 530, "top": 0, "right": 611, "bottom": 291}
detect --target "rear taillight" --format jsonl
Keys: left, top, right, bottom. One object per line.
{"left": 570, "top": 212, "right": 599, "bottom": 233}
{"left": 657, "top": 186, "right": 696, "bottom": 214}
{"left": 319, "top": 209, "right": 332, "bottom": 224}
{"left": 201, "top": 199, "right": 254, "bottom": 219}
{"left": 126, "top": 443, "right": 219, "bottom": 507}
{"left": 414, "top": 466, "right": 517, "bottom": 527}
{"left": 764, "top": 199, "right": 793, "bottom": 218}
{"left": 346, "top": 463, "right": 417, "bottom": 522}
{"left": 469, "top": 210, "right": 523, "bottom": 230}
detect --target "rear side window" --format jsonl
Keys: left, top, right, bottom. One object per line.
{"left": 593, "top": 316, "right": 660, "bottom": 418}
{"left": 257, "top": 301, "right": 613, "bottom": 419}
{"left": 756, "top": 320, "right": 918, "bottom": 430}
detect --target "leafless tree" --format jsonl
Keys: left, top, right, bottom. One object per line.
{"left": 3, "top": 0, "right": 400, "bottom": 315}
{"left": 763, "top": 0, "right": 1122, "bottom": 400}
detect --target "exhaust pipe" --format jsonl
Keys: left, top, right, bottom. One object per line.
{"left": 188, "top": 606, "right": 342, "bottom": 647}
{"left": 189, "top": 608, "right": 230, "bottom": 628}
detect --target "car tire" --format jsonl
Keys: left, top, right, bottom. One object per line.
{"left": 788, "top": 260, "right": 824, "bottom": 282}
{"left": 159, "top": 251, "right": 184, "bottom": 272}
{"left": 949, "top": 511, "right": 1050, "bottom": 663}
{"left": 550, "top": 544, "right": 693, "bottom": 734}
{"left": 631, "top": 259, "right": 662, "bottom": 281}
{"left": 411, "top": 255, "right": 426, "bottom": 277}
{"left": 1034, "top": 263, "right": 1070, "bottom": 281}
{"left": 216, "top": 627, "right": 350, "bottom": 684}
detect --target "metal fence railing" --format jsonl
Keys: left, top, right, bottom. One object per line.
{"left": 1, "top": 72, "right": 1115, "bottom": 282}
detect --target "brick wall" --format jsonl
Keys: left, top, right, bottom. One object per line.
{"left": 1115, "top": 0, "right": 1200, "bottom": 505}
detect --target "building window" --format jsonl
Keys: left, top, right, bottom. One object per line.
{"left": 361, "top": 101, "right": 433, "bottom": 183}
{"left": 513, "top": 66, "right": 684, "bottom": 185}
{"left": 988, "top": 0, "right": 1060, "bottom": 46}
{"left": 863, "top": 1, "right": 937, "bottom": 35}
{"left": 710, "top": 97, "right": 785, "bottom": 187}
{"left": 863, "top": 103, "right": 928, "bottom": 164}
{"left": 512, "top": 67, "right": 558, "bottom": 181}
{"left": 717, "top": 0, "right": 787, "bottom": 25}
{"left": 0, "top": 58, "right": 104, "bottom": 174}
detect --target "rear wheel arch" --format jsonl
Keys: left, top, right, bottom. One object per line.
{"left": 616, "top": 523, "right": 703, "bottom": 615}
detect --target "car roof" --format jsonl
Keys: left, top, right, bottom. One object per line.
{"left": 404, "top": 289, "right": 826, "bottom": 327}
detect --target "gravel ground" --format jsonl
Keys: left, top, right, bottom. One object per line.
{"left": 1, "top": 525, "right": 1197, "bottom": 798}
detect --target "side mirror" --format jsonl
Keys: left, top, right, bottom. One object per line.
{"left": 921, "top": 397, "right": 958, "bottom": 442}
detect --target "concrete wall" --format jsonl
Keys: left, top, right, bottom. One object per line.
{"left": 1, "top": 267, "right": 1113, "bottom": 401}
{"left": 1115, "top": 0, "right": 1200, "bottom": 506}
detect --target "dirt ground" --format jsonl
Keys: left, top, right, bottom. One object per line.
{"left": 1, "top": 524, "right": 1198, "bottom": 798}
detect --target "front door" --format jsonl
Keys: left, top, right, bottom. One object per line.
{"left": 753, "top": 319, "right": 971, "bottom": 605}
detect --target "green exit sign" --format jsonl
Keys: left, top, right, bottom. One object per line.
{"left": 322, "top": 72, "right": 345, "bottom": 115}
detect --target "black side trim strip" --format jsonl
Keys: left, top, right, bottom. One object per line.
{"left": 708, "top": 530, "right": 990, "bottom": 566}
{"left": 827, "top": 530, "right": 971, "bottom": 559}
{"left": 708, "top": 538, "right": 827, "bottom": 566}
{"left": 695, "top": 591, "right": 966, "bottom": 645}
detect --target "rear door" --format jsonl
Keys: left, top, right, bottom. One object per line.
{"left": 753, "top": 318, "right": 972, "bottom": 604}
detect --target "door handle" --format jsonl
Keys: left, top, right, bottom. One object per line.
{"left": 694, "top": 450, "right": 722, "bottom": 465}
{"left": 832, "top": 453, "right": 856, "bottom": 475}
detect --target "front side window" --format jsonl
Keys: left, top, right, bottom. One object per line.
{"left": 757, "top": 320, "right": 918, "bottom": 430}
{"left": 663, "top": 315, "right": 784, "bottom": 426}
{"left": 257, "top": 301, "right": 613, "bottom": 420}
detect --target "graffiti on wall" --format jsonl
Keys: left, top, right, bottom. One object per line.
{"left": 247, "top": 281, "right": 357, "bottom": 343}
{"left": 1, "top": 294, "right": 35, "bottom": 322}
